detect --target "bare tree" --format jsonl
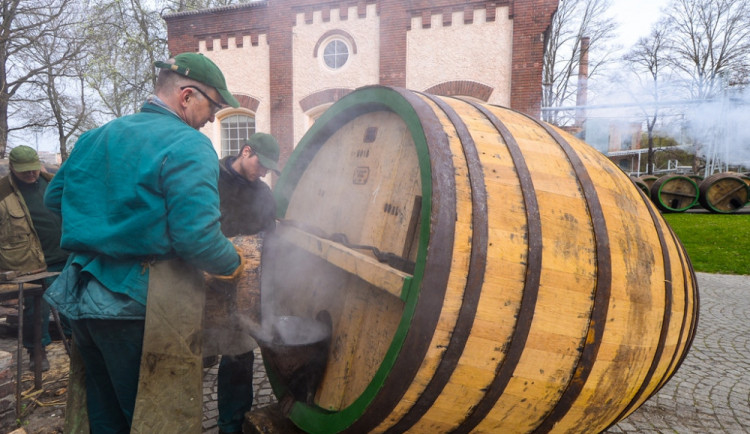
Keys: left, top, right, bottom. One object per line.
{"left": 33, "top": 60, "right": 98, "bottom": 161}
{"left": 163, "top": 0, "right": 250, "bottom": 13}
{"left": 623, "top": 26, "right": 672, "bottom": 174}
{"left": 83, "top": 0, "right": 249, "bottom": 119}
{"left": 542, "top": 0, "right": 617, "bottom": 125}
{"left": 0, "top": 0, "right": 79, "bottom": 158}
{"left": 82, "top": 0, "right": 168, "bottom": 119}
{"left": 665, "top": 0, "right": 750, "bottom": 99}
{"left": 1, "top": 0, "right": 255, "bottom": 159}
{"left": 20, "top": 2, "right": 97, "bottom": 160}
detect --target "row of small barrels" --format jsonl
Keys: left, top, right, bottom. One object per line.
{"left": 633, "top": 172, "right": 750, "bottom": 213}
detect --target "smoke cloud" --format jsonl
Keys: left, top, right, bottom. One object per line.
{"left": 579, "top": 75, "right": 750, "bottom": 173}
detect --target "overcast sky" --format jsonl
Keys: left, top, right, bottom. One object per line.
{"left": 609, "top": 0, "right": 671, "bottom": 50}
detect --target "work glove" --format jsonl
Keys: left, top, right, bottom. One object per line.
{"left": 208, "top": 244, "right": 246, "bottom": 284}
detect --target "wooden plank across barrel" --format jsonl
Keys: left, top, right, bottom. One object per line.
{"left": 273, "top": 223, "right": 410, "bottom": 300}
{"left": 262, "top": 86, "right": 699, "bottom": 434}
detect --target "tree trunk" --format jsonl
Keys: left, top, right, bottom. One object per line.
{"left": 0, "top": 101, "right": 9, "bottom": 159}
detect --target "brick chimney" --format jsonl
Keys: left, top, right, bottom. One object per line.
{"left": 575, "top": 36, "right": 590, "bottom": 128}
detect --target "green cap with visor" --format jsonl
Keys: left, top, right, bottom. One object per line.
{"left": 9, "top": 146, "right": 41, "bottom": 172}
{"left": 154, "top": 53, "right": 239, "bottom": 108}
{"left": 246, "top": 133, "right": 280, "bottom": 174}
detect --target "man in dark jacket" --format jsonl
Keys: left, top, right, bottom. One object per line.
{"left": 0, "top": 145, "right": 68, "bottom": 371}
{"left": 216, "top": 132, "right": 280, "bottom": 434}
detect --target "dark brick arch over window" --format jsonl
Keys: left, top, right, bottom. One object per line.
{"left": 424, "top": 81, "right": 494, "bottom": 102}
{"left": 234, "top": 94, "right": 261, "bottom": 112}
{"left": 299, "top": 88, "right": 353, "bottom": 112}
{"left": 313, "top": 29, "right": 358, "bottom": 58}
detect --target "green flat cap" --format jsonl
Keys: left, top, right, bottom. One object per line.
{"left": 246, "top": 133, "right": 280, "bottom": 174}
{"left": 155, "top": 53, "right": 239, "bottom": 108}
{"left": 9, "top": 145, "right": 41, "bottom": 172}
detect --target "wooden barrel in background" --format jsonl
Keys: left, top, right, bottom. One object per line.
{"left": 649, "top": 175, "right": 699, "bottom": 213}
{"left": 631, "top": 177, "right": 650, "bottom": 197}
{"left": 265, "top": 86, "right": 699, "bottom": 434}
{"left": 637, "top": 174, "right": 658, "bottom": 189}
{"left": 740, "top": 174, "right": 750, "bottom": 204}
{"left": 687, "top": 175, "right": 705, "bottom": 208}
{"left": 698, "top": 172, "right": 750, "bottom": 213}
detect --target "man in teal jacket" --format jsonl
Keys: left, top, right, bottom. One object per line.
{"left": 44, "top": 53, "right": 243, "bottom": 433}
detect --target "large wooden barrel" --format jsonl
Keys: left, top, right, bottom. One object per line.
{"left": 698, "top": 172, "right": 750, "bottom": 213}
{"left": 264, "top": 86, "right": 699, "bottom": 434}
{"left": 649, "top": 174, "right": 699, "bottom": 212}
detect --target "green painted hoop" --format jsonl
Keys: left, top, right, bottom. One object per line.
{"left": 654, "top": 175, "right": 699, "bottom": 212}
{"left": 271, "top": 86, "right": 434, "bottom": 433}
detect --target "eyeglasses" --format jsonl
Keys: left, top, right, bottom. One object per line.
{"left": 180, "top": 85, "right": 224, "bottom": 113}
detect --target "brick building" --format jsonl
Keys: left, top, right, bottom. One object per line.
{"left": 164, "top": 0, "right": 559, "bottom": 172}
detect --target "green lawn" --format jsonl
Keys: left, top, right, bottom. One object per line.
{"left": 662, "top": 212, "right": 750, "bottom": 275}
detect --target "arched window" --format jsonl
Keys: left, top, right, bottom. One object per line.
{"left": 323, "top": 39, "right": 349, "bottom": 69}
{"left": 314, "top": 30, "right": 357, "bottom": 71}
{"left": 220, "top": 114, "right": 256, "bottom": 157}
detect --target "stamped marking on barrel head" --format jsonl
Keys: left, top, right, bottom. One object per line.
{"left": 353, "top": 166, "right": 370, "bottom": 184}
{"left": 383, "top": 203, "right": 401, "bottom": 216}
{"left": 364, "top": 126, "right": 378, "bottom": 143}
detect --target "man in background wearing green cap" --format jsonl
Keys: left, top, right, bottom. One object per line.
{"left": 214, "top": 132, "right": 280, "bottom": 433}
{"left": 44, "top": 52, "right": 244, "bottom": 433}
{"left": 0, "top": 145, "right": 68, "bottom": 372}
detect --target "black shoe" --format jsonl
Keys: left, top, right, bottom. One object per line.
{"left": 28, "top": 349, "right": 50, "bottom": 372}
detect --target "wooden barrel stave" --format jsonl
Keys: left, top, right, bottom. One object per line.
{"left": 268, "top": 86, "right": 698, "bottom": 434}
{"left": 378, "top": 97, "right": 564, "bottom": 433}
{"left": 659, "top": 230, "right": 699, "bottom": 392}
{"left": 612, "top": 216, "right": 697, "bottom": 424}
{"left": 465, "top": 104, "right": 599, "bottom": 433}
{"left": 369, "top": 95, "right": 493, "bottom": 432}
{"left": 521, "top": 124, "right": 664, "bottom": 433}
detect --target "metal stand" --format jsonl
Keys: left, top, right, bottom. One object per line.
{"left": 0, "top": 271, "right": 61, "bottom": 418}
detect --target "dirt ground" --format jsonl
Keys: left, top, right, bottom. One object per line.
{"left": 0, "top": 336, "right": 67, "bottom": 434}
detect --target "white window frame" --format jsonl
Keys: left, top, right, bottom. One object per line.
{"left": 220, "top": 113, "right": 256, "bottom": 157}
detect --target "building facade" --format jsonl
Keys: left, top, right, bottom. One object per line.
{"left": 164, "top": 0, "right": 559, "bottom": 172}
